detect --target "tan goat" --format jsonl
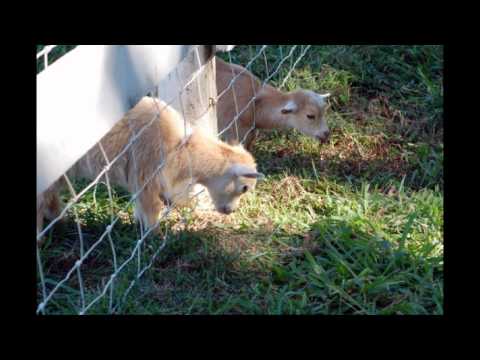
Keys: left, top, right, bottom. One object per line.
{"left": 37, "top": 97, "right": 263, "bottom": 241}
{"left": 216, "top": 57, "right": 331, "bottom": 151}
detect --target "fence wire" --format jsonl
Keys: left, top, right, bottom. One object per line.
{"left": 36, "top": 45, "right": 312, "bottom": 314}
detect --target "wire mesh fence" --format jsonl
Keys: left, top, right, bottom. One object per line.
{"left": 36, "top": 45, "right": 313, "bottom": 314}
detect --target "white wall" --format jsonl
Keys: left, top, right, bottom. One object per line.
{"left": 37, "top": 45, "right": 235, "bottom": 196}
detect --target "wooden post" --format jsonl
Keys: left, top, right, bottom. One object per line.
{"left": 156, "top": 45, "right": 218, "bottom": 136}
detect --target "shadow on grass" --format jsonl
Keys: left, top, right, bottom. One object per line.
{"left": 252, "top": 129, "right": 443, "bottom": 192}
{"left": 38, "top": 211, "right": 171, "bottom": 314}
{"left": 117, "top": 216, "right": 442, "bottom": 315}
{"left": 38, "top": 205, "right": 443, "bottom": 315}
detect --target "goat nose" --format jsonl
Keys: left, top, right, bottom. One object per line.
{"left": 221, "top": 206, "right": 233, "bottom": 215}
{"left": 317, "top": 131, "right": 330, "bottom": 143}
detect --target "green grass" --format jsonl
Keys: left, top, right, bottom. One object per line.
{"left": 37, "top": 45, "right": 443, "bottom": 315}
{"left": 37, "top": 45, "right": 77, "bottom": 73}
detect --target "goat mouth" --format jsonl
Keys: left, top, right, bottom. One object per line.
{"left": 160, "top": 195, "right": 171, "bottom": 206}
{"left": 218, "top": 208, "right": 233, "bottom": 215}
{"left": 316, "top": 136, "right": 329, "bottom": 144}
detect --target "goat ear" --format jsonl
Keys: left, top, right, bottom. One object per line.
{"left": 317, "top": 92, "right": 331, "bottom": 101}
{"left": 230, "top": 164, "right": 265, "bottom": 180}
{"left": 242, "top": 172, "right": 265, "bottom": 180}
{"left": 315, "top": 93, "right": 331, "bottom": 107}
{"left": 281, "top": 100, "right": 298, "bottom": 114}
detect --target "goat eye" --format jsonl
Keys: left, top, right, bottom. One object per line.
{"left": 241, "top": 185, "right": 249, "bottom": 193}
{"left": 307, "top": 114, "right": 315, "bottom": 120}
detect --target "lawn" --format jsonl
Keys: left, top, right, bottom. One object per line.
{"left": 36, "top": 45, "right": 443, "bottom": 315}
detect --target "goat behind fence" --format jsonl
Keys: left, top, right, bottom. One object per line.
{"left": 36, "top": 45, "right": 314, "bottom": 314}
